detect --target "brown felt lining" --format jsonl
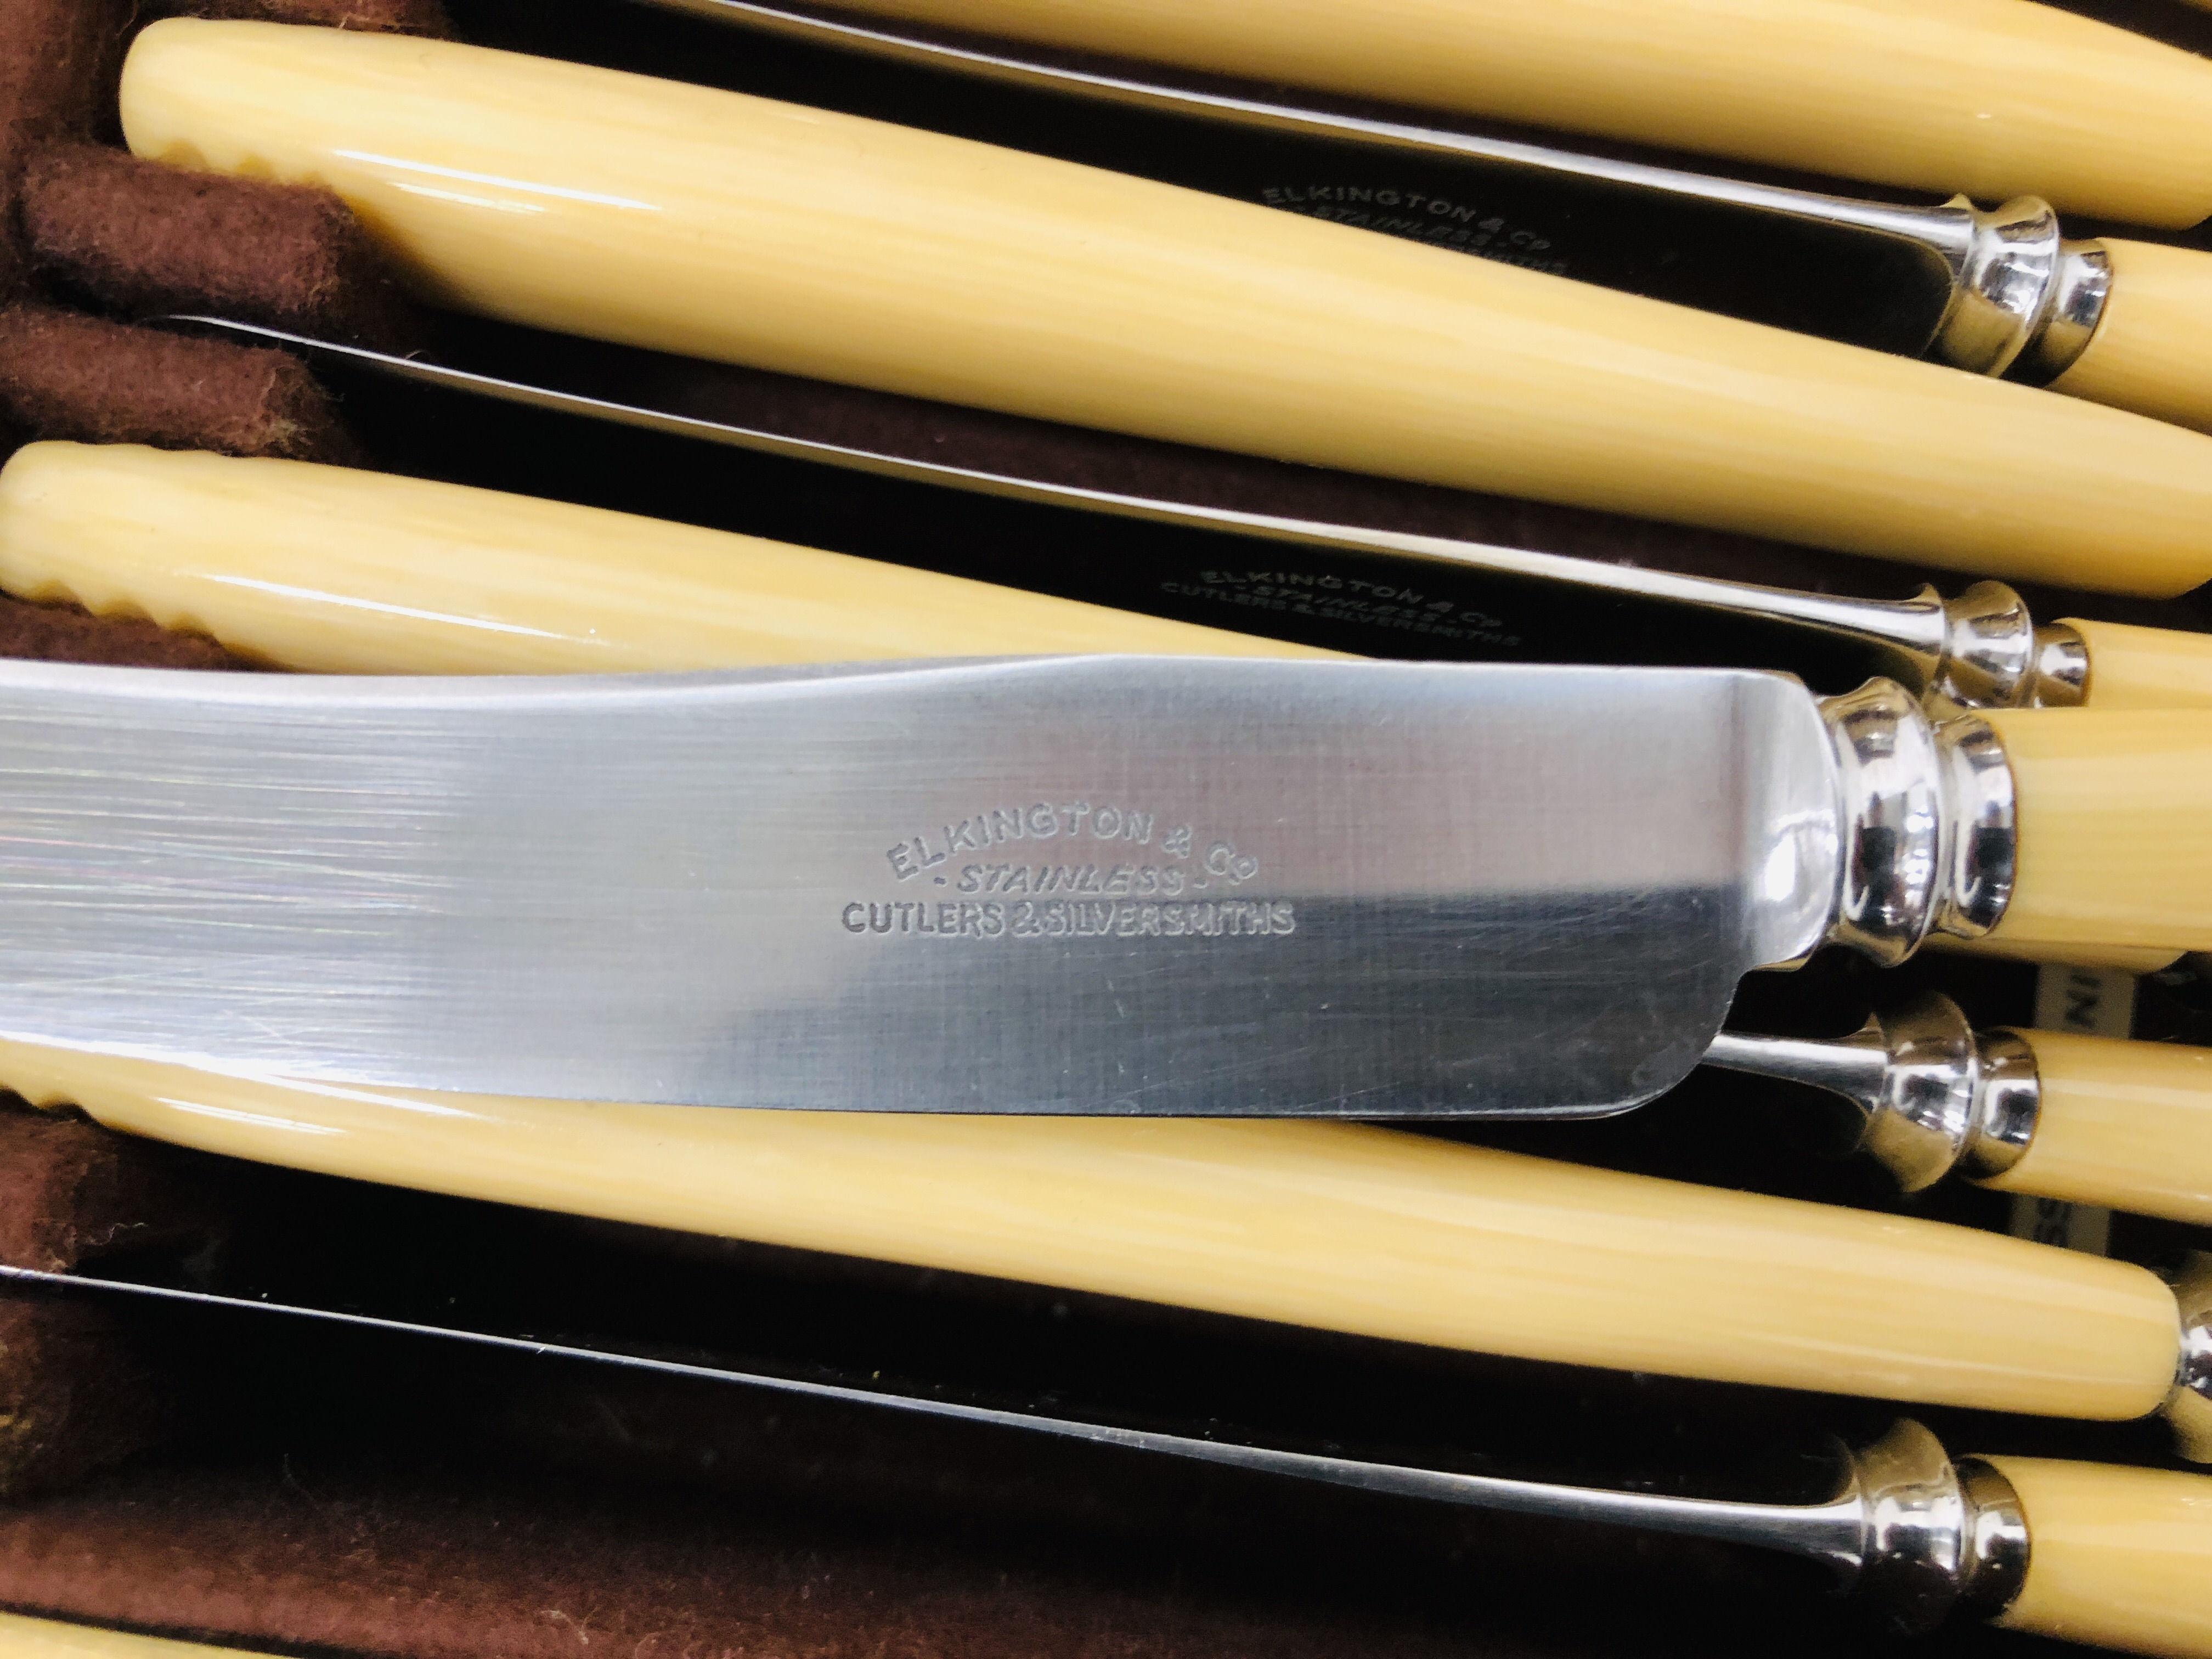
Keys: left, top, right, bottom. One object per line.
{"left": 0, "top": 0, "right": 2207, "bottom": 1651}
{"left": 0, "top": 1110, "right": 233, "bottom": 1499}
{"left": 0, "top": 301, "right": 362, "bottom": 460}
{"left": 24, "top": 144, "right": 426, "bottom": 352}
{"left": 144, "top": 0, "right": 456, "bottom": 35}
{"left": 0, "top": 0, "right": 133, "bottom": 163}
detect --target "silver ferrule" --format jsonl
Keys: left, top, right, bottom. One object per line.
{"left": 1959, "top": 1031, "right": 2039, "bottom": 1181}
{"left": 1895, "top": 588, "right": 2088, "bottom": 713}
{"left": 1951, "top": 1461, "right": 2033, "bottom": 1624}
{"left": 2170, "top": 1254, "right": 2212, "bottom": 1464}
{"left": 2024, "top": 242, "right": 2115, "bottom": 385}
{"left": 1927, "top": 196, "right": 2111, "bottom": 383}
{"left": 1856, "top": 997, "right": 2038, "bottom": 1192}
{"left": 1923, "top": 583, "right": 2038, "bottom": 710}
{"left": 1701, "top": 994, "right": 2039, "bottom": 1191}
{"left": 2028, "top": 622, "right": 2091, "bottom": 708}
{"left": 1820, "top": 681, "right": 2018, "bottom": 965}
{"left": 1843, "top": 1420, "right": 2028, "bottom": 1635}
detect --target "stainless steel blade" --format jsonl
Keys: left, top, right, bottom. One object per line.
{"left": 0, "top": 656, "right": 1839, "bottom": 1114}
{"left": 0, "top": 1261, "right": 1869, "bottom": 1583}
{"left": 635, "top": 0, "right": 2104, "bottom": 380}
{"left": 168, "top": 316, "right": 2082, "bottom": 711}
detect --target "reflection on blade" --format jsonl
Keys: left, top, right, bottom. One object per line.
{"left": 0, "top": 655, "right": 1838, "bottom": 1114}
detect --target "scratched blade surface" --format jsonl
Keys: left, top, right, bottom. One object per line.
{"left": 0, "top": 656, "right": 1840, "bottom": 1115}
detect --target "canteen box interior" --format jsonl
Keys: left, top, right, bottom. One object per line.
{"left": 3, "top": 0, "right": 2212, "bottom": 1653}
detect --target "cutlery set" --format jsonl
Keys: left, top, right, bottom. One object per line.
{"left": 642, "top": 0, "right": 2212, "bottom": 431}
{"left": 8, "top": 1, "right": 2212, "bottom": 1653}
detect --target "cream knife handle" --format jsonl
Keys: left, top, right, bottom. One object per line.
{"left": 0, "top": 1611, "right": 276, "bottom": 1658}
{"left": 1983, "top": 709, "right": 2212, "bottom": 953}
{"left": 2068, "top": 618, "right": 2212, "bottom": 712}
{"left": 0, "top": 443, "right": 1328, "bottom": 672}
{"left": 116, "top": 21, "right": 2212, "bottom": 600}
{"left": 1971, "top": 1030, "right": 2212, "bottom": 1227}
{"left": 814, "top": 0, "right": 2212, "bottom": 227}
{"left": 2052, "top": 241, "right": 2212, "bottom": 434}
{"left": 1978, "top": 1458, "right": 2212, "bottom": 1658}
{"left": 0, "top": 1041, "right": 2187, "bottom": 1427}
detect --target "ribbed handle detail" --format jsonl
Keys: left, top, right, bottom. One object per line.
{"left": 0, "top": 442, "right": 1323, "bottom": 672}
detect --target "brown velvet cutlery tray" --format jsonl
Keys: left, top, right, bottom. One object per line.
{"left": 2, "top": 1, "right": 2211, "bottom": 1652}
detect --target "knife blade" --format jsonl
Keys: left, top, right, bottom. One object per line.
{"left": 142, "top": 330, "right": 2212, "bottom": 718}
{"left": 0, "top": 649, "right": 2202, "bottom": 1111}
{"left": 625, "top": 0, "right": 2212, "bottom": 435}
{"left": 114, "top": 21, "right": 2212, "bottom": 599}
{"left": 629, "top": 0, "right": 2212, "bottom": 231}
{"left": 11, "top": 1263, "right": 2210, "bottom": 1655}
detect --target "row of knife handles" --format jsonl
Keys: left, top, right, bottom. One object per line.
{"left": 12, "top": 10, "right": 2212, "bottom": 1650}
{"left": 4, "top": 14, "right": 2210, "bottom": 1375}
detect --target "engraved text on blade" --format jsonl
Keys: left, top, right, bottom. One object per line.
{"left": 857, "top": 797, "right": 1289, "bottom": 943}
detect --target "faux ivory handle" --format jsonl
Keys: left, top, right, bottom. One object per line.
{"left": 2052, "top": 241, "right": 2212, "bottom": 435}
{"left": 1982, "top": 709, "right": 2212, "bottom": 953}
{"left": 21, "top": 443, "right": 2212, "bottom": 726}
{"left": 823, "top": 0, "right": 2212, "bottom": 227}
{"left": 0, "top": 1039, "right": 2182, "bottom": 1424}
{"left": 2070, "top": 618, "right": 2212, "bottom": 712}
{"left": 117, "top": 21, "right": 2212, "bottom": 599}
{"left": 0, "top": 442, "right": 1327, "bottom": 672}
{"left": 1974, "top": 1030, "right": 2212, "bottom": 1226}
{"left": 1981, "top": 1458, "right": 2212, "bottom": 1658}
{"left": 1931, "top": 935, "right": 2182, "bottom": 974}
{"left": 0, "top": 1611, "right": 273, "bottom": 1658}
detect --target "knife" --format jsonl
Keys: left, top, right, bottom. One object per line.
{"left": 12, "top": 461, "right": 2208, "bottom": 1174}
{"left": 2, "top": 651, "right": 2205, "bottom": 1105}
{"left": 8, "top": 1266, "right": 2209, "bottom": 1656}
{"left": 639, "top": 0, "right": 2212, "bottom": 229}
{"left": 3, "top": 1041, "right": 2207, "bottom": 1452}
{"left": 633, "top": 0, "right": 2212, "bottom": 435}
{"left": 114, "top": 21, "right": 2212, "bottom": 599}
{"left": 10, "top": 435, "right": 2198, "bottom": 994}
{"left": 20, "top": 443, "right": 2202, "bottom": 1209}
{"left": 124, "top": 334, "right": 2212, "bottom": 718}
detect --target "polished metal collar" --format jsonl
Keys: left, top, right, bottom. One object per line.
{"left": 1846, "top": 1420, "right": 2028, "bottom": 1635}
{"left": 1928, "top": 198, "right": 2111, "bottom": 383}
{"left": 1818, "top": 682, "right": 2017, "bottom": 966}
{"left": 1701, "top": 993, "right": 2038, "bottom": 1192}
{"left": 2171, "top": 1254, "right": 2212, "bottom": 1465}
